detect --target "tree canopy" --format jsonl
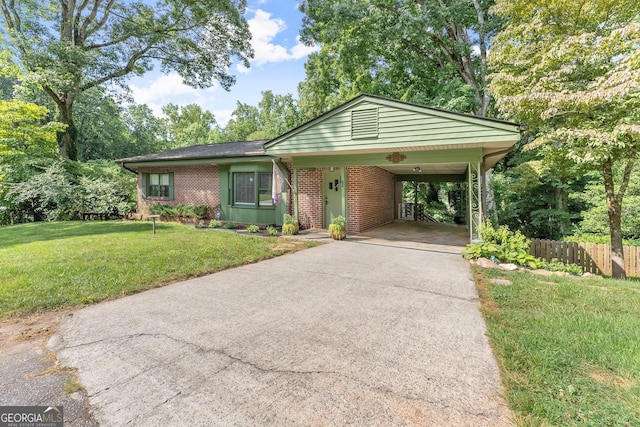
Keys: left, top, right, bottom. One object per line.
{"left": 0, "top": 0, "right": 253, "bottom": 159}
{"left": 488, "top": 0, "right": 640, "bottom": 278}
{"left": 298, "top": 0, "right": 498, "bottom": 118}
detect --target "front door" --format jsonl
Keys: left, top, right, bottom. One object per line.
{"left": 323, "top": 169, "right": 343, "bottom": 227}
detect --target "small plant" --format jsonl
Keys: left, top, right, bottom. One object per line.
{"left": 266, "top": 225, "right": 278, "bottom": 237}
{"left": 246, "top": 224, "right": 260, "bottom": 233}
{"left": 328, "top": 215, "right": 346, "bottom": 240}
{"left": 545, "top": 259, "right": 584, "bottom": 275}
{"left": 208, "top": 220, "right": 221, "bottom": 229}
{"left": 194, "top": 204, "right": 211, "bottom": 219}
{"left": 282, "top": 213, "right": 299, "bottom": 235}
{"left": 197, "top": 220, "right": 205, "bottom": 228}
{"left": 223, "top": 221, "right": 237, "bottom": 229}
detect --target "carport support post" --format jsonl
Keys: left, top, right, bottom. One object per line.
{"left": 468, "top": 162, "right": 482, "bottom": 243}
{"left": 293, "top": 167, "right": 299, "bottom": 223}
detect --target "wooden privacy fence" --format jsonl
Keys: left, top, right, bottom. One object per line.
{"left": 530, "top": 239, "right": 640, "bottom": 278}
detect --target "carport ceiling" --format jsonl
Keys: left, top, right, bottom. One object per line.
{"left": 379, "top": 163, "right": 468, "bottom": 175}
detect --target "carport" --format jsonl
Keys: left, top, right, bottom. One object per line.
{"left": 265, "top": 94, "right": 522, "bottom": 242}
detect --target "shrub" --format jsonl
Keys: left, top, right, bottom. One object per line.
{"left": 328, "top": 215, "right": 347, "bottom": 240}
{"left": 246, "top": 224, "right": 260, "bottom": 233}
{"left": 266, "top": 225, "right": 278, "bottom": 237}
{"left": 545, "top": 259, "right": 584, "bottom": 275}
{"left": 223, "top": 221, "right": 237, "bottom": 229}
{"left": 196, "top": 220, "right": 206, "bottom": 228}
{"left": 208, "top": 220, "right": 221, "bottom": 229}
{"left": 463, "top": 222, "right": 544, "bottom": 269}
{"left": 282, "top": 213, "right": 298, "bottom": 235}
{"left": 194, "top": 205, "right": 211, "bottom": 219}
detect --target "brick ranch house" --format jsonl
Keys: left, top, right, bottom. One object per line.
{"left": 118, "top": 94, "right": 521, "bottom": 241}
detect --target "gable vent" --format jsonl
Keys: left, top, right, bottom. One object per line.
{"left": 351, "top": 108, "right": 379, "bottom": 139}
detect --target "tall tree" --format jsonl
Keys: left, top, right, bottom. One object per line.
{"left": 162, "top": 103, "right": 217, "bottom": 148}
{"left": 488, "top": 0, "right": 640, "bottom": 279}
{"left": 217, "top": 91, "right": 302, "bottom": 142}
{"left": 299, "top": 0, "right": 498, "bottom": 117}
{"left": 0, "top": 0, "right": 253, "bottom": 160}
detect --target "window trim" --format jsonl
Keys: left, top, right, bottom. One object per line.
{"left": 142, "top": 172, "right": 174, "bottom": 200}
{"left": 232, "top": 171, "right": 274, "bottom": 208}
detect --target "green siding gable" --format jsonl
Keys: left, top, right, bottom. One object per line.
{"left": 265, "top": 96, "right": 520, "bottom": 155}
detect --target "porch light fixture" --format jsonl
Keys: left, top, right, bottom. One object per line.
{"left": 413, "top": 166, "right": 421, "bottom": 172}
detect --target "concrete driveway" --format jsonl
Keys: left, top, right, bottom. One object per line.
{"left": 50, "top": 237, "right": 511, "bottom": 426}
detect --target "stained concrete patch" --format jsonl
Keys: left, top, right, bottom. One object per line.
{"left": 0, "top": 314, "right": 97, "bottom": 427}
{"left": 51, "top": 241, "right": 512, "bottom": 426}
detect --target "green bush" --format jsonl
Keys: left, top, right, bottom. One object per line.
{"left": 149, "top": 204, "right": 176, "bottom": 217}
{"left": 223, "top": 221, "right": 237, "bottom": 229}
{"left": 194, "top": 205, "right": 211, "bottom": 219}
{"left": 463, "top": 222, "right": 544, "bottom": 269}
{"left": 266, "top": 225, "right": 278, "bottom": 237}
{"left": 545, "top": 259, "right": 584, "bottom": 275}
{"left": 246, "top": 224, "right": 260, "bottom": 233}
{"left": 208, "top": 220, "right": 221, "bottom": 229}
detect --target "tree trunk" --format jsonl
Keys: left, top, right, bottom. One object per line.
{"left": 555, "top": 186, "right": 569, "bottom": 236}
{"left": 56, "top": 97, "right": 78, "bottom": 160}
{"left": 603, "top": 160, "right": 626, "bottom": 279}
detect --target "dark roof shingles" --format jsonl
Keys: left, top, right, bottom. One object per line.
{"left": 117, "top": 140, "right": 268, "bottom": 163}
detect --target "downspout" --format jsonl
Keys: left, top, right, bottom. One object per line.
{"left": 118, "top": 162, "right": 137, "bottom": 175}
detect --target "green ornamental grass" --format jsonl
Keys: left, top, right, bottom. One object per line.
{"left": 0, "top": 221, "right": 313, "bottom": 319}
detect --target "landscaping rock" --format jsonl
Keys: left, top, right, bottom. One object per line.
{"left": 491, "top": 279, "right": 512, "bottom": 286}
{"left": 475, "top": 257, "right": 500, "bottom": 269}
{"left": 500, "top": 263, "right": 519, "bottom": 271}
{"left": 531, "top": 269, "right": 554, "bottom": 276}
{"left": 582, "top": 272, "right": 598, "bottom": 278}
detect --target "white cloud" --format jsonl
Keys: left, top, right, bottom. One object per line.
{"left": 241, "top": 9, "right": 319, "bottom": 72}
{"left": 129, "top": 73, "right": 219, "bottom": 117}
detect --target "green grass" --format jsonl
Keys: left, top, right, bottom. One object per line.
{"left": 474, "top": 267, "right": 640, "bottom": 426}
{"left": 0, "top": 221, "right": 314, "bottom": 319}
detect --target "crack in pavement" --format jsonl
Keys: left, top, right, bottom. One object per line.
{"left": 391, "top": 284, "right": 477, "bottom": 302}
{"left": 63, "top": 332, "right": 494, "bottom": 420}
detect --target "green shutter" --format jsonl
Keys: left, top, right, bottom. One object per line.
{"left": 168, "top": 172, "right": 174, "bottom": 201}
{"left": 141, "top": 173, "right": 148, "bottom": 198}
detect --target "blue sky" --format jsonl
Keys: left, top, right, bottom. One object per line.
{"left": 128, "top": 2, "right": 317, "bottom": 127}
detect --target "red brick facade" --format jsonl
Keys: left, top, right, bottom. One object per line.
{"left": 346, "top": 166, "right": 395, "bottom": 232}
{"left": 296, "top": 168, "right": 323, "bottom": 230}
{"left": 295, "top": 166, "right": 395, "bottom": 232}
{"left": 137, "top": 165, "right": 219, "bottom": 215}
{"left": 135, "top": 163, "right": 395, "bottom": 232}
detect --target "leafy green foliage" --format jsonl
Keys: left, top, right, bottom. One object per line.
{"left": 1, "top": 159, "right": 135, "bottom": 223}
{"left": 544, "top": 259, "right": 583, "bottom": 276}
{"left": 246, "top": 224, "right": 260, "bottom": 233}
{"left": 208, "top": 220, "right": 221, "bottom": 229}
{"left": 298, "top": 0, "right": 496, "bottom": 117}
{"left": 162, "top": 103, "right": 217, "bottom": 148}
{"left": 223, "top": 221, "right": 237, "bottom": 229}
{"left": 0, "top": 0, "right": 253, "bottom": 158}
{"left": 488, "top": 0, "right": 640, "bottom": 278}
{"left": 266, "top": 225, "right": 278, "bottom": 237}
{"left": 463, "top": 222, "right": 544, "bottom": 269}
{"left": 213, "top": 91, "right": 303, "bottom": 142}
{"left": 0, "top": 99, "right": 63, "bottom": 157}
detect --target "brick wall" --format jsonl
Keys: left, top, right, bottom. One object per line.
{"left": 137, "top": 165, "right": 219, "bottom": 214}
{"left": 296, "top": 168, "right": 323, "bottom": 229}
{"left": 347, "top": 166, "right": 395, "bottom": 232}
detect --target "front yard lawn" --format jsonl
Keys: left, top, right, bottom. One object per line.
{"left": 0, "top": 221, "right": 314, "bottom": 319}
{"left": 475, "top": 267, "right": 640, "bottom": 426}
